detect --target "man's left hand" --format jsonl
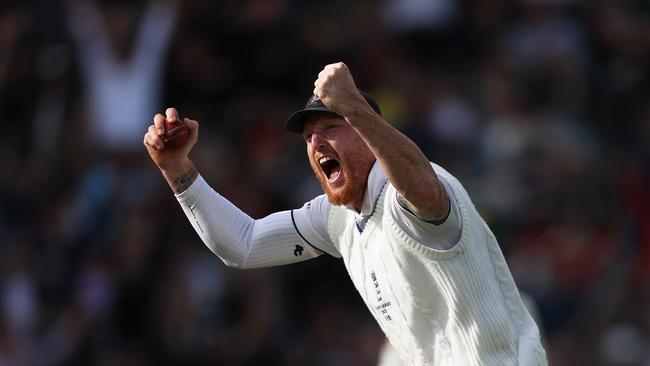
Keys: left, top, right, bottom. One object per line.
{"left": 313, "top": 62, "right": 373, "bottom": 118}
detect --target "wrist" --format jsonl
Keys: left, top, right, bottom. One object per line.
{"left": 159, "top": 156, "right": 192, "bottom": 175}
{"left": 344, "top": 105, "right": 380, "bottom": 128}
{"left": 160, "top": 158, "right": 198, "bottom": 194}
{"left": 339, "top": 93, "right": 372, "bottom": 118}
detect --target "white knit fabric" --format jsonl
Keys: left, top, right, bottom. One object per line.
{"left": 327, "top": 164, "right": 547, "bottom": 366}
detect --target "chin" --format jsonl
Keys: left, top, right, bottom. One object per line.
{"left": 324, "top": 187, "right": 350, "bottom": 206}
{"left": 322, "top": 175, "right": 365, "bottom": 207}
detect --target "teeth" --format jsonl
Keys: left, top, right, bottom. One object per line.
{"left": 319, "top": 156, "right": 333, "bottom": 165}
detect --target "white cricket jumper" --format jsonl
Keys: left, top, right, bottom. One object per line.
{"left": 176, "top": 162, "right": 547, "bottom": 365}
{"left": 327, "top": 164, "right": 547, "bottom": 366}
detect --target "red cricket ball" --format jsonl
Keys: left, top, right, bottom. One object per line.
{"left": 162, "top": 120, "right": 189, "bottom": 149}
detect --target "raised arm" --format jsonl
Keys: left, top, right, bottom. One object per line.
{"left": 132, "top": 0, "right": 178, "bottom": 72}
{"left": 143, "top": 108, "right": 323, "bottom": 268}
{"left": 65, "top": 0, "right": 111, "bottom": 72}
{"left": 313, "top": 63, "right": 449, "bottom": 222}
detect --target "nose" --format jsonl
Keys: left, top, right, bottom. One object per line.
{"left": 310, "top": 132, "right": 327, "bottom": 150}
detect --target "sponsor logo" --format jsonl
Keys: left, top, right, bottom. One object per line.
{"left": 294, "top": 245, "right": 304, "bottom": 256}
{"left": 371, "top": 271, "right": 392, "bottom": 321}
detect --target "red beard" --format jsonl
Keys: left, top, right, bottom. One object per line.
{"left": 309, "top": 150, "right": 375, "bottom": 207}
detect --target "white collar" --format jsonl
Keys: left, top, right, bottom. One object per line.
{"left": 346, "top": 161, "right": 388, "bottom": 219}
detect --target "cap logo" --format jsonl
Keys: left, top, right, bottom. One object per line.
{"left": 306, "top": 94, "right": 322, "bottom": 107}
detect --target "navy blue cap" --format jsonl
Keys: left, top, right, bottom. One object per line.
{"left": 285, "top": 90, "right": 381, "bottom": 133}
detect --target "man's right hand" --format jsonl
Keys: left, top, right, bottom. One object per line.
{"left": 144, "top": 107, "right": 200, "bottom": 194}
{"left": 143, "top": 107, "right": 199, "bottom": 170}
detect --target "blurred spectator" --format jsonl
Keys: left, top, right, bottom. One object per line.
{"left": 66, "top": 0, "right": 177, "bottom": 153}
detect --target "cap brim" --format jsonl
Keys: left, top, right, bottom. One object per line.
{"left": 285, "top": 107, "right": 337, "bottom": 133}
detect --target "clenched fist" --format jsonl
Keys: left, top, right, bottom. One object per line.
{"left": 143, "top": 107, "right": 199, "bottom": 170}
{"left": 313, "top": 62, "right": 375, "bottom": 118}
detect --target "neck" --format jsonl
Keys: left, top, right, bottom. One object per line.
{"left": 351, "top": 199, "right": 363, "bottom": 213}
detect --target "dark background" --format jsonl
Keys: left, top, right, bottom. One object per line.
{"left": 1, "top": 0, "right": 649, "bottom": 365}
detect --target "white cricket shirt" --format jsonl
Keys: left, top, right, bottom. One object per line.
{"left": 324, "top": 163, "right": 547, "bottom": 365}
{"left": 176, "top": 162, "right": 547, "bottom": 365}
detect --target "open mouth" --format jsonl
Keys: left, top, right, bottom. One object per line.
{"left": 319, "top": 156, "right": 341, "bottom": 182}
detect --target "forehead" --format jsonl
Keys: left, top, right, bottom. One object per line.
{"left": 302, "top": 113, "right": 344, "bottom": 133}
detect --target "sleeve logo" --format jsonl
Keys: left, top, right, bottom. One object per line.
{"left": 294, "top": 245, "right": 304, "bottom": 256}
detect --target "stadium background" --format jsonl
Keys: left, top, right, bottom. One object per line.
{"left": 1, "top": 0, "right": 649, "bottom": 364}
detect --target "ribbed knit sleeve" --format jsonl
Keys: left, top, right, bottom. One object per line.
{"left": 176, "top": 175, "right": 322, "bottom": 268}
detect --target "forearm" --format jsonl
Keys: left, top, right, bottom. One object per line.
{"left": 312, "top": 62, "right": 448, "bottom": 220}
{"left": 176, "top": 175, "right": 321, "bottom": 268}
{"left": 66, "top": 1, "right": 108, "bottom": 50}
{"left": 345, "top": 109, "right": 448, "bottom": 220}
{"left": 133, "top": 0, "right": 177, "bottom": 69}
{"left": 66, "top": 0, "right": 110, "bottom": 71}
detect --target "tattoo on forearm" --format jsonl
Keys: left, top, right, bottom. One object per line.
{"left": 172, "top": 167, "right": 198, "bottom": 194}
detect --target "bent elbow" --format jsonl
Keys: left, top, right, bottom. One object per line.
{"left": 408, "top": 183, "right": 448, "bottom": 221}
{"left": 410, "top": 185, "right": 441, "bottom": 210}
{"left": 220, "top": 257, "right": 246, "bottom": 269}
{"left": 203, "top": 242, "right": 248, "bottom": 269}
{"left": 422, "top": 184, "right": 443, "bottom": 206}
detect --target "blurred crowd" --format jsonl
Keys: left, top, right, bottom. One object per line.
{"left": 1, "top": 0, "right": 649, "bottom": 365}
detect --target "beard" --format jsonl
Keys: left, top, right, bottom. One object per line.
{"left": 309, "top": 149, "right": 375, "bottom": 207}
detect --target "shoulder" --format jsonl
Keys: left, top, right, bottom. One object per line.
{"left": 292, "top": 195, "right": 341, "bottom": 258}
{"left": 294, "top": 194, "right": 332, "bottom": 228}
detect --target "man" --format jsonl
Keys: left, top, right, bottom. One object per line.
{"left": 143, "top": 63, "right": 547, "bottom": 365}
